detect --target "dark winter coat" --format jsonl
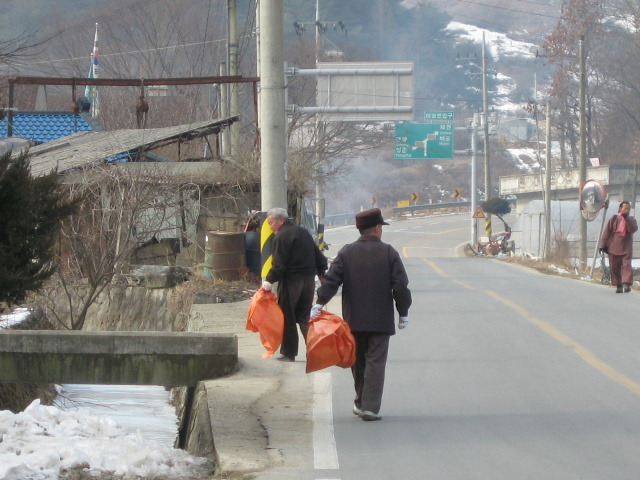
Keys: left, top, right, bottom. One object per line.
{"left": 316, "top": 235, "right": 412, "bottom": 334}
{"left": 599, "top": 214, "right": 638, "bottom": 256}
{"left": 265, "top": 220, "right": 327, "bottom": 283}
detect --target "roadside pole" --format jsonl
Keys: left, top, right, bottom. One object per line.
{"left": 228, "top": 0, "right": 240, "bottom": 157}
{"left": 471, "top": 117, "right": 478, "bottom": 246}
{"left": 544, "top": 101, "right": 552, "bottom": 259}
{"left": 482, "top": 33, "right": 492, "bottom": 238}
{"left": 578, "top": 35, "right": 587, "bottom": 268}
{"left": 314, "top": 0, "right": 326, "bottom": 246}
{"left": 259, "top": 0, "right": 288, "bottom": 211}
{"left": 590, "top": 202, "right": 609, "bottom": 279}
{"left": 219, "top": 63, "right": 229, "bottom": 156}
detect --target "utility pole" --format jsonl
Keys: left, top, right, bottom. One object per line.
{"left": 292, "top": 2, "right": 346, "bottom": 244}
{"left": 255, "top": 1, "right": 261, "bottom": 143}
{"left": 578, "top": 35, "right": 587, "bottom": 268}
{"left": 259, "top": 0, "right": 288, "bottom": 211}
{"left": 457, "top": 37, "right": 493, "bottom": 243}
{"left": 314, "top": 0, "right": 326, "bottom": 248}
{"left": 228, "top": 0, "right": 240, "bottom": 157}
{"left": 545, "top": 101, "right": 552, "bottom": 259}
{"left": 482, "top": 32, "right": 492, "bottom": 236}
{"left": 471, "top": 114, "right": 479, "bottom": 246}
{"left": 219, "top": 63, "right": 229, "bottom": 156}
{"left": 633, "top": 162, "right": 638, "bottom": 211}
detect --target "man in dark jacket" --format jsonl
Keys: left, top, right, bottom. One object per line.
{"left": 311, "top": 208, "right": 411, "bottom": 421}
{"left": 599, "top": 200, "right": 638, "bottom": 292}
{"left": 262, "top": 207, "right": 328, "bottom": 361}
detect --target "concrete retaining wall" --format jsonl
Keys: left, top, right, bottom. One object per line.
{"left": 0, "top": 330, "right": 237, "bottom": 386}
{"left": 82, "top": 282, "right": 195, "bottom": 332}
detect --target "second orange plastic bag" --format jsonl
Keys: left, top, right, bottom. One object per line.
{"left": 246, "top": 288, "right": 284, "bottom": 358}
{"left": 305, "top": 311, "right": 356, "bottom": 374}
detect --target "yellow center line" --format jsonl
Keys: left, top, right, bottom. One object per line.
{"left": 402, "top": 227, "right": 467, "bottom": 258}
{"left": 422, "top": 257, "right": 640, "bottom": 398}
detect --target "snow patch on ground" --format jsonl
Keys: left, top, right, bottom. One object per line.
{"left": 0, "top": 308, "right": 30, "bottom": 329}
{"left": 0, "top": 400, "right": 210, "bottom": 480}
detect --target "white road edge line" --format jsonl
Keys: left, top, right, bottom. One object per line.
{"left": 313, "top": 371, "right": 339, "bottom": 470}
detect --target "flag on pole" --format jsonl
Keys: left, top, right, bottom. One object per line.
{"left": 85, "top": 23, "right": 99, "bottom": 117}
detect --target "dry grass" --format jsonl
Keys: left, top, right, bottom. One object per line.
{"left": 501, "top": 255, "right": 611, "bottom": 285}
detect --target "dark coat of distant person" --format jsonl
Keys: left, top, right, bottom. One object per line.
{"left": 317, "top": 235, "right": 411, "bottom": 334}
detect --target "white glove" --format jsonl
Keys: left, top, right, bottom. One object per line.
{"left": 398, "top": 316, "right": 409, "bottom": 329}
{"left": 262, "top": 280, "right": 273, "bottom": 292}
{"left": 310, "top": 304, "right": 324, "bottom": 319}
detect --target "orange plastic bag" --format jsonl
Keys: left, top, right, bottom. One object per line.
{"left": 246, "top": 288, "right": 284, "bottom": 358}
{"left": 306, "top": 311, "right": 356, "bottom": 374}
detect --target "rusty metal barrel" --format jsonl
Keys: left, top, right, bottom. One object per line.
{"left": 203, "top": 231, "right": 246, "bottom": 280}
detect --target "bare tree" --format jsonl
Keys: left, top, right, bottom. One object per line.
{"left": 32, "top": 165, "right": 205, "bottom": 330}
{"left": 541, "top": 0, "right": 605, "bottom": 167}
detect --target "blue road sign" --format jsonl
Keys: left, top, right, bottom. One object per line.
{"left": 394, "top": 122, "right": 454, "bottom": 159}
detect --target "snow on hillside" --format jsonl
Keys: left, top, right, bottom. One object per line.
{"left": 446, "top": 21, "right": 539, "bottom": 114}
{"left": 507, "top": 147, "right": 539, "bottom": 173}
{"left": 445, "top": 22, "right": 537, "bottom": 60}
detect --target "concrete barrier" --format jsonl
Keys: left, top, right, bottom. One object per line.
{"left": 0, "top": 330, "right": 237, "bottom": 386}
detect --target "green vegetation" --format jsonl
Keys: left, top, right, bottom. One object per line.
{"left": 0, "top": 152, "right": 78, "bottom": 307}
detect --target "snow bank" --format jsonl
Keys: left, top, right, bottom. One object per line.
{"left": 0, "top": 308, "right": 31, "bottom": 329}
{"left": 0, "top": 400, "right": 210, "bottom": 480}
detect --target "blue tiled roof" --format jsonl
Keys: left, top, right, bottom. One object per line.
{"left": 0, "top": 112, "right": 96, "bottom": 144}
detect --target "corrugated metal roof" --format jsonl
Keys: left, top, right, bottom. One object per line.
{"left": 25, "top": 117, "right": 237, "bottom": 177}
{"left": 0, "top": 112, "right": 98, "bottom": 143}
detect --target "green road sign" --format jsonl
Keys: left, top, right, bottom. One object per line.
{"left": 394, "top": 122, "right": 454, "bottom": 160}
{"left": 424, "top": 111, "right": 454, "bottom": 123}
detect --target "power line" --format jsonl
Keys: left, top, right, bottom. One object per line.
{"left": 501, "top": 0, "right": 559, "bottom": 7}
{"left": 451, "top": 0, "right": 561, "bottom": 19}
{"left": 449, "top": 11, "right": 526, "bottom": 32}
{"left": 12, "top": 36, "right": 256, "bottom": 68}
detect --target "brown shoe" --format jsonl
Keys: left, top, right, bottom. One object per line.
{"left": 624, "top": 284, "right": 632, "bottom": 293}
{"left": 616, "top": 285, "right": 623, "bottom": 293}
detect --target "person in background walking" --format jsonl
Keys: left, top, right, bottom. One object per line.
{"left": 262, "top": 207, "right": 327, "bottom": 361}
{"left": 311, "top": 208, "right": 412, "bottom": 421}
{"left": 599, "top": 200, "right": 638, "bottom": 293}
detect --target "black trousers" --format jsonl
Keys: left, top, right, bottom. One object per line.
{"left": 277, "top": 273, "right": 316, "bottom": 358}
{"left": 352, "top": 331, "right": 390, "bottom": 414}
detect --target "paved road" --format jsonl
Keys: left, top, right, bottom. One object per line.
{"left": 277, "top": 213, "right": 640, "bottom": 480}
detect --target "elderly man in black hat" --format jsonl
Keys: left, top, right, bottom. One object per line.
{"left": 311, "top": 208, "right": 412, "bottom": 421}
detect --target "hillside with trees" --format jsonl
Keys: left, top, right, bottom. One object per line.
{"left": 2, "top": 0, "right": 640, "bottom": 212}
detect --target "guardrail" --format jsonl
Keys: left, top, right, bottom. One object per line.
{"left": 392, "top": 201, "right": 471, "bottom": 215}
{"left": 324, "top": 213, "right": 357, "bottom": 226}
{"left": 324, "top": 202, "right": 472, "bottom": 226}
